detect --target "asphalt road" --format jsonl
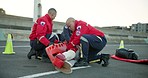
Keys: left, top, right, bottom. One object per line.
{"left": 0, "top": 41, "right": 148, "bottom": 78}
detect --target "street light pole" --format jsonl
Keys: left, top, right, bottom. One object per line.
{"left": 33, "top": 0, "right": 42, "bottom": 22}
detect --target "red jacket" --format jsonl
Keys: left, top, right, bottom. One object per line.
{"left": 29, "top": 14, "right": 53, "bottom": 46}
{"left": 67, "top": 20, "right": 105, "bottom": 52}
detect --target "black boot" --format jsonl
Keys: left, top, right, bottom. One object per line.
{"left": 101, "top": 54, "right": 110, "bottom": 67}
{"left": 74, "top": 58, "right": 88, "bottom": 67}
{"left": 27, "top": 48, "right": 36, "bottom": 59}
{"left": 35, "top": 50, "right": 42, "bottom": 60}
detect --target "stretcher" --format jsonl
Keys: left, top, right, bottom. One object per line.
{"left": 111, "top": 55, "right": 148, "bottom": 64}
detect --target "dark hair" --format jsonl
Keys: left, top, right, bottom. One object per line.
{"left": 48, "top": 8, "right": 57, "bottom": 13}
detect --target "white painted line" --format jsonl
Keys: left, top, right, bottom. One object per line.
{"left": 18, "top": 71, "right": 59, "bottom": 78}
{"left": 72, "top": 65, "right": 91, "bottom": 70}
{"left": 18, "top": 66, "right": 91, "bottom": 78}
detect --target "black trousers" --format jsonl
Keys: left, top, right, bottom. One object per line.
{"left": 30, "top": 34, "right": 58, "bottom": 57}
{"left": 80, "top": 34, "right": 107, "bottom": 62}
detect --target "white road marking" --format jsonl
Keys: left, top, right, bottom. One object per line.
{"left": 18, "top": 66, "right": 91, "bottom": 78}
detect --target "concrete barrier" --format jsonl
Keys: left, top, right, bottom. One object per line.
{"left": 0, "top": 28, "right": 147, "bottom": 44}
{"left": 0, "top": 28, "right": 30, "bottom": 41}
{"left": 0, "top": 14, "right": 148, "bottom": 44}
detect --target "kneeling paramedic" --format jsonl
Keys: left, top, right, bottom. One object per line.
{"left": 55, "top": 17, "right": 110, "bottom": 67}
{"left": 27, "top": 8, "right": 59, "bottom": 61}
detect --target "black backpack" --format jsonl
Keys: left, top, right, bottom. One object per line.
{"left": 115, "top": 48, "right": 139, "bottom": 60}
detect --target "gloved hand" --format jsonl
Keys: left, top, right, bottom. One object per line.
{"left": 55, "top": 50, "right": 76, "bottom": 61}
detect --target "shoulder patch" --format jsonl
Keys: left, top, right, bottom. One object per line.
{"left": 77, "top": 26, "right": 81, "bottom": 30}
{"left": 76, "top": 30, "right": 81, "bottom": 36}
{"left": 76, "top": 26, "right": 81, "bottom": 36}
{"left": 40, "top": 21, "right": 46, "bottom": 26}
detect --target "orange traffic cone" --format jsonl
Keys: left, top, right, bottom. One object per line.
{"left": 2, "top": 34, "right": 15, "bottom": 54}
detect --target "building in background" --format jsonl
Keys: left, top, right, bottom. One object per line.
{"left": 130, "top": 22, "right": 148, "bottom": 33}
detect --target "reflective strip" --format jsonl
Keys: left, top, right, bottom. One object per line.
{"left": 89, "top": 59, "right": 100, "bottom": 63}
{"left": 97, "top": 36, "right": 102, "bottom": 42}
{"left": 80, "top": 44, "right": 83, "bottom": 58}
{"left": 48, "top": 33, "right": 54, "bottom": 40}
{"left": 54, "top": 33, "right": 59, "bottom": 41}
{"left": 39, "top": 36, "right": 45, "bottom": 41}
{"left": 48, "top": 33, "right": 59, "bottom": 41}
{"left": 80, "top": 36, "right": 88, "bottom": 42}
{"left": 71, "top": 42, "right": 75, "bottom": 46}
{"left": 35, "top": 21, "right": 38, "bottom": 24}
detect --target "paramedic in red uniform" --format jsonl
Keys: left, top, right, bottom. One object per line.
{"left": 56, "top": 17, "right": 110, "bottom": 67}
{"left": 27, "top": 8, "right": 58, "bottom": 61}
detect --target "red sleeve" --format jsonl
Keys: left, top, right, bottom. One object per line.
{"left": 36, "top": 19, "right": 50, "bottom": 46}
{"left": 29, "top": 23, "right": 37, "bottom": 40}
{"left": 72, "top": 25, "right": 87, "bottom": 45}
{"left": 67, "top": 25, "right": 87, "bottom": 51}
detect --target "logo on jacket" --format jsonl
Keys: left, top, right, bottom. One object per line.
{"left": 76, "top": 26, "right": 81, "bottom": 36}
{"left": 77, "top": 26, "right": 81, "bottom": 30}
{"left": 76, "top": 30, "right": 81, "bottom": 36}
{"left": 40, "top": 21, "right": 45, "bottom": 26}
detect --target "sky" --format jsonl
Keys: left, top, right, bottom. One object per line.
{"left": 0, "top": 0, "right": 148, "bottom": 27}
